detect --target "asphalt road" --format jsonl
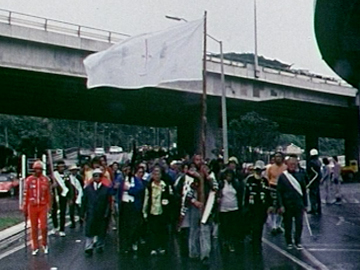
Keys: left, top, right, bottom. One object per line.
{"left": 0, "top": 183, "right": 360, "bottom": 270}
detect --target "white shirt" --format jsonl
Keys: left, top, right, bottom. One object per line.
{"left": 220, "top": 181, "right": 238, "bottom": 212}
{"left": 93, "top": 182, "right": 102, "bottom": 191}
{"left": 122, "top": 177, "right": 135, "bottom": 203}
{"left": 70, "top": 175, "right": 83, "bottom": 205}
{"left": 53, "top": 171, "right": 69, "bottom": 197}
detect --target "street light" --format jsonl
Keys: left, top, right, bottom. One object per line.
{"left": 165, "top": 15, "right": 188, "bottom": 22}
{"left": 165, "top": 15, "right": 229, "bottom": 161}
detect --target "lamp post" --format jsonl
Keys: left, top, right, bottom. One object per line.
{"left": 165, "top": 14, "right": 228, "bottom": 161}
{"left": 254, "top": 0, "right": 259, "bottom": 78}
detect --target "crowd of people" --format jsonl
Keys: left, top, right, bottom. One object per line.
{"left": 22, "top": 148, "right": 340, "bottom": 265}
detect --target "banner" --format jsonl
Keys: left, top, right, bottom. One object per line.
{"left": 84, "top": 19, "right": 203, "bottom": 89}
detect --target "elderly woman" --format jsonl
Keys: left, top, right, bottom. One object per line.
{"left": 218, "top": 168, "right": 243, "bottom": 253}
{"left": 143, "top": 167, "right": 173, "bottom": 255}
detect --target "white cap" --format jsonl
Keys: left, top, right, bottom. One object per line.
{"left": 93, "top": 168, "right": 103, "bottom": 175}
{"left": 170, "top": 160, "right": 179, "bottom": 166}
{"left": 254, "top": 160, "right": 265, "bottom": 170}
{"left": 228, "top": 156, "right": 239, "bottom": 165}
{"left": 310, "top": 149, "right": 319, "bottom": 156}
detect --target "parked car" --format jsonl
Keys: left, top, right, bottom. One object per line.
{"left": 0, "top": 173, "right": 19, "bottom": 197}
{"left": 94, "top": 147, "right": 105, "bottom": 156}
{"left": 109, "top": 146, "right": 123, "bottom": 154}
{"left": 341, "top": 160, "right": 359, "bottom": 182}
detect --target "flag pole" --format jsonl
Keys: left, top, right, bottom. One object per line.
{"left": 201, "top": 10, "right": 207, "bottom": 158}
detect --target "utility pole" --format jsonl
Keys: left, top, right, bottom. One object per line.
{"left": 94, "top": 122, "right": 98, "bottom": 149}
{"left": 220, "top": 41, "right": 229, "bottom": 162}
{"left": 77, "top": 121, "right": 81, "bottom": 149}
{"left": 254, "top": 0, "right": 259, "bottom": 78}
{"left": 4, "top": 126, "right": 8, "bottom": 148}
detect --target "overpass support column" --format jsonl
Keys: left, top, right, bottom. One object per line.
{"left": 344, "top": 93, "right": 360, "bottom": 166}
{"left": 345, "top": 137, "right": 359, "bottom": 166}
{"left": 177, "top": 119, "right": 197, "bottom": 158}
{"left": 177, "top": 108, "right": 218, "bottom": 159}
{"left": 305, "top": 134, "right": 319, "bottom": 160}
{"left": 205, "top": 107, "right": 219, "bottom": 159}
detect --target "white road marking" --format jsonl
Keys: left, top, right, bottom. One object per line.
{"left": 353, "top": 199, "right": 359, "bottom": 204}
{"left": 0, "top": 244, "right": 26, "bottom": 260}
{"left": 0, "top": 220, "right": 72, "bottom": 261}
{"left": 301, "top": 248, "right": 330, "bottom": 270}
{"left": 262, "top": 238, "right": 317, "bottom": 270}
{"left": 308, "top": 248, "right": 360, "bottom": 252}
{"left": 336, "top": 216, "right": 345, "bottom": 226}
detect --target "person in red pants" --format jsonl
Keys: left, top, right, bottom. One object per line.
{"left": 23, "top": 160, "right": 51, "bottom": 256}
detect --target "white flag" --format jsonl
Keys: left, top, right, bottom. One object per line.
{"left": 84, "top": 19, "right": 203, "bottom": 89}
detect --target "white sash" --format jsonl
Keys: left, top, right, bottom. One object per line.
{"left": 201, "top": 172, "right": 217, "bottom": 224}
{"left": 283, "top": 170, "right": 303, "bottom": 196}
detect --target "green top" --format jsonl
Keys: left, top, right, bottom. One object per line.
{"left": 143, "top": 180, "right": 166, "bottom": 217}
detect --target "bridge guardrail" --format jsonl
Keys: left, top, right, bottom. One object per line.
{"left": 0, "top": 8, "right": 130, "bottom": 43}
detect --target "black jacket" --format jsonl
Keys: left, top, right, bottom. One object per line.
{"left": 145, "top": 180, "right": 173, "bottom": 218}
{"left": 83, "top": 183, "right": 111, "bottom": 237}
{"left": 244, "top": 175, "right": 271, "bottom": 215}
{"left": 277, "top": 170, "right": 307, "bottom": 211}
{"left": 307, "top": 158, "right": 322, "bottom": 188}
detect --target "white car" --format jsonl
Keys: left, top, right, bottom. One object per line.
{"left": 109, "top": 146, "right": 123, "bottom": 154}
{"left": 94, "top": 147, "right": 105, "bottom": 156}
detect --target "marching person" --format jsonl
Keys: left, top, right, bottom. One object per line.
{"left": 244, "top": 160, "right": 271, "bottom": 254}
{"left": 83, "top": 169, "right": 112, "bottom": 256}
{"left": 218, "top": 168, "right": 243, "bottom": 253}
{"left": 117, "top": 166, "right": 144, "bottom": 254}
{"left": 180, "top": 155, "right": 218, "bottom": 266}
{"left": 143, "top": 166, "right": 173, "bottom": 256}
{"left": 100, "top": 155, "right": 114, "bottom": 182}
{"left": 332, "top": 156, "right": 342, "bottom": 204}
{"left": 277, "top": 155, "right": 307, "bottom": 250}
{"left": 307, "top": 149, "right": 322, "bottom": 215}
{"left": 321, "top": 158, "right": 332, "bottom": 204}
{"left": 82, "top": 162, "right": 93, "bottom": 187}
{"left": 68, "top": 165, "right": 84, "bottom": 228}
{"left": 51, "top": 160, "right": 71, "bottom": 237}
{"left": 266, "top": 152, "right": 287, "bottom": 235}
{"left": 23, "top": 161, "right": 51, "bottom": 256}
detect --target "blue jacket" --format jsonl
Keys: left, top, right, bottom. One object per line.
{"left": 117, "top": 176, "right": 144, "bottom": 212}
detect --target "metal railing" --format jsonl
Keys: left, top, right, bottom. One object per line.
{"left": 206, "top": 54, "right": 352, "bottom": 88}
{"left": 0, "top": 8, "right": 130, "bottom": 43}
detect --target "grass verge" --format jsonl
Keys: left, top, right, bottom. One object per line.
{"left": 0, "top": 216, "right": 23, "bottom": 231}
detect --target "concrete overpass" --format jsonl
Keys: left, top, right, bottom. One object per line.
{"left": 0, "top": 9, "right": 358, "bottom": 159}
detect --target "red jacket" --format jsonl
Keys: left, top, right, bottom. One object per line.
{"left": 86, "top": 177, "right": 112, "bottom": 188}
{"left": 24, "top": 174, "right": 51, "bottom": 208}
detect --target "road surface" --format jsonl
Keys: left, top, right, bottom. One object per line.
{"left": 0, "top": 183, "right": 359, "bottom": 269}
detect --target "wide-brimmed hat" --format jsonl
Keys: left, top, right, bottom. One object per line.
{"left": 68, "top": 165, "right": 79, "bottom": 171}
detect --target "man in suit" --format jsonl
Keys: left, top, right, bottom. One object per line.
{"left": 83, "top": 169, "right": 111, "bottom": 256}
{"left": 277, "top": 155, "right": 307, "bottom": 250}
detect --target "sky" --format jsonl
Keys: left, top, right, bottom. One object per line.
{"left": 0, "top": 0, "right": 338, "bottom": 78}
